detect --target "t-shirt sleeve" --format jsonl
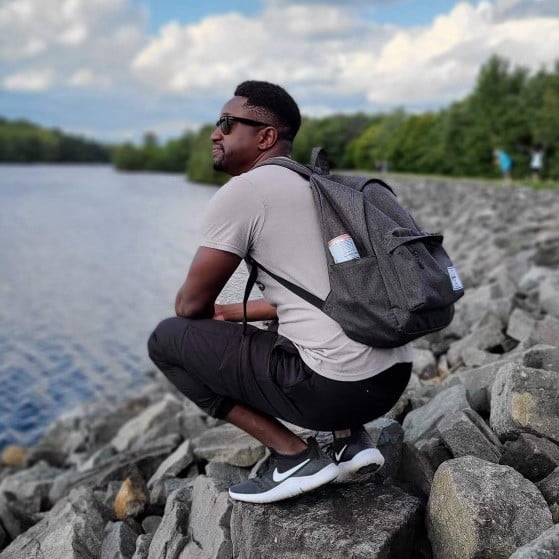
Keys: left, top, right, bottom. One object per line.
{"left": 201, "top": 175, "right": 265, "bottom": 258}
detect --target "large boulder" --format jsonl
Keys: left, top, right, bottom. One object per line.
{"left": 0, "top": 487, "right": 109, "bottom": 559}
{"left": 110, "top": 395, "right": 183, "bottom": 453}
{"left": 509, "top": 524, "right": 559, "bottom": 558}
{"left": 147, "top": 486, "right": 191, "bottom": 559}
{"left": 437, "top": 408, "right": 503, "bottom": 462}
{"left": 180, "top": 474, "right": 234, "bottom": 559}
{"left": 427, "top": 456, "right": 552, "bottom": 559}
{"left": 192, "top": 424, "right": 265, "bottom": 467}
{"left": 231, "top": 479, "right": 422, "bottom": 559}
{"left": 500, "top": 433, "right": 559, "bottom": 482}
{"left": 403, "top": 384, "right": 470, "bottom": 443}
{"left": 49, "top": 437, "right": 179, "bottom": 504}
{"left": 490, "top": 363, "right": 559, "bottom": 443}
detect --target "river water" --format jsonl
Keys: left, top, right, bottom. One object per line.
{"left": 0, "top": 165, "right": 238, "bottom": 449}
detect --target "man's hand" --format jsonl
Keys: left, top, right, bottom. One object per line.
{"left": 175, "top": 247, "right": 241, "bottom": 319}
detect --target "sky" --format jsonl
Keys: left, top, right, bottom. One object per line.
{"left": 1, "top": 0, "right": 558, "bottom": 143}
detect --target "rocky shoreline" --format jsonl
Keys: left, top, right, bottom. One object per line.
{"left": 1, "top": 177, "right": 558, "bottom": 558}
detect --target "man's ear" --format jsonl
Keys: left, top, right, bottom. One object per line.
{"left": 257, "top": 126, "right": 278, "bottom": 151}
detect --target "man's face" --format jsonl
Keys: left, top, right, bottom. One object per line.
{"left": 211, "top": 96, "right": 272, "bottom": 176}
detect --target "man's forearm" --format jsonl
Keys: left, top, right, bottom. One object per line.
{"left": 214, "top": 299, "right": 277, "bottom": 322}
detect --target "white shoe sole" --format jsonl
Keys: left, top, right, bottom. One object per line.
{"left": 228, "top": 463, "right": 339, "bottom": 504}
{"left": 335, "top": 448, "right": 384, "bottom": 482}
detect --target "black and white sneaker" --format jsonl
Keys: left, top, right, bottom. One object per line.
{"left": 228, "top": 437, "right": 338, "bottom": 504}
{"left": 327, "top": 426, "right": 385, "bottom": 482}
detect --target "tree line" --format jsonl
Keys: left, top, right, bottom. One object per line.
{"left": 0, "top": 118, "right": 111, "bottom": 163}
{"left": 2, "top": 55, "right": 558, "bottom": 183}
{"left": 115, "top": 56, "right": 558, "bottom": 184}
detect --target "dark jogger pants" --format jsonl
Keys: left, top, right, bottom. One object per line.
{"left": 147, "top": 317, "right": 412, "bottom": 431}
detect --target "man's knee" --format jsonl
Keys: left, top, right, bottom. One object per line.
{"left": 147, "top": 316, "right": 187, "bottom": 364}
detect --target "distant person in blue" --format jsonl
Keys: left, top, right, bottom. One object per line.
{"left": 494, "top": 148, "right": 512, "bottom": 185}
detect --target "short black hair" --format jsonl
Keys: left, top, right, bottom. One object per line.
{"left": 234, "top": 80, "right": 301, "bottom": 142}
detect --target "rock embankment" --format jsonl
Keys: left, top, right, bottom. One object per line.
{"left": 1, "top": 177, "right": 558, "bottom": 559}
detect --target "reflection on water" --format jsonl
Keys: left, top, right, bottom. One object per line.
{"left": 0, "top": 165, "right": 230, "bottom": 448}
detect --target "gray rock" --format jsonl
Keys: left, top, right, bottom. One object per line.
{"left": 452, "top": 362, "right": 504, "bottom": 414}
{"left": 507, "top": 308, "right": 537, "bottom": 342}
{"left": 0, "top": 492, "right": 41, "bottom": 541}
{"left": 149, "top": 478, "right": 193, "bottom": 509}
{"left": 500, "top": 433, "right": 559, "bottom": 482}
{"left": 536, "top": 466, "right": 559, "bottom": 506}
{"left": 77, "top": 445, "right": 118, "bottom": 472}
{"left": 0, "top": 460, "right": 64, "bottom": 506}
{"left": 110, "top": 395, "right": 183, "bottom": 453}
{"left": 100, "top": 521, "right": 141, "bottom": 559}
{"left": 24, "top": 446, "right": 67, "bottom": 469}
{"left": 50, "top": 438, "right": 180, "bottom": 504}
{"left": 521, "top": 344, "right": 559, "bottom": 372}
{"left": 0, "top": 487, "right": 109, "bottom": 559}
{"left": 518, "top": 265, "right": 555, "bottom": 293}
{"left": 531, "top": 315, "right": 559, "bottom": 346}
{"left": 412, "top": 348, "right": 438, "bottom": 379}
{"left": 0, "top": 523, "right": 5, "bottom": 551}
{"left": 147, "top": 486, "right": 191, "bottom": 559}
{"left": 398, "top": 437, "right": 453, "bottom": 496}
{"left": 131, "top": 534, "right": 154, "bottom": 559}
{"left": 539, "top": 273, "right": 559, "bottom": 318}
{"left": 438, "top": 408, "right": 503, "bottom": 462}
{"left": 204, "top": 461, "right": 248, "bottom": 485}
{"left": 447, "top": 313, "right": 506, "bottom": 368}
{"left": 427, "top": 456, "right": 553, "bottom": 559}
{"left": 141, "top": 515, "right": 162, "bottom": 534}
{"left": 177, "top": 401, "right": 219, "bottom": 440}
{"left": 534, "top": 231, "right": 559, "bottom": 267}
{"left": 38, "top": 397, "right": 152, "bottom": 459}
{"left": 402, "top": 384, "right": 470, "bottom": 443}
{"left": 510, "top": 524, "right": 559, "bottom": 558}
{"left": 147, "top": 439, "right": 193, "bottom": 489}
{"left": 490, "top": 363, "right": 559, "bottom": 443}
{"left": 231, "top": 479, "right": 422, "bottom": 559}
{"left": 187, "top": 475, "right": 232, "bottom": 559}
{"left": 365, "top": 417, "right": 403, "bottom": 480}
{"left": 192, "top": 423, "right": 265, "bottom": 467}
{"left": 461, "top": 347, "right": 500, "bottom": 368}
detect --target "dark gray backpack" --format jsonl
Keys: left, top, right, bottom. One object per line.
{"left": 243, "top": 148, "right": 464, "bottom": 348}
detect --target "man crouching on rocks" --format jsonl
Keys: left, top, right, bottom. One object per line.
{"left": 148, "top": 80, "right": 412, "bottom": 504}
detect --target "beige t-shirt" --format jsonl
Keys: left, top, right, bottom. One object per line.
{"left": 201, "top": 162, "right": 412, "bottom": 381}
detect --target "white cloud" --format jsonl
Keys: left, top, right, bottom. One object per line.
{"left": 130, "top": 0, "right": 559, "bottom": 113}
{"left": 4, "top": 68, "right": 54, "bottom": 91}
{"left": 68, "top": 68, "right": 111, "bottom": 88}
{"left": 1, "top": 0, "right": 558, "bottom": 138}
{"left": 0, "top": 0, "right": 146, "bottom": 91}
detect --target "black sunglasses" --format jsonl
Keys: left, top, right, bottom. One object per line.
{"left": 215, "top": 115, "right": 271, "bottom": 135}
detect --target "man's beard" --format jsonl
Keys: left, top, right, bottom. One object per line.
{"left": 212, "top": 149, "right": 224, "bottom": 171}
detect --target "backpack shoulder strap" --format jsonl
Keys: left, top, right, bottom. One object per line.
{"left": 246, "top": 257, "right": 325, "bottom": 310}
{"left": 255, "top": 156, "right": 312, "bottom": 179}
{"left": 242, "top": 256, "right": 325, "bottom": 336}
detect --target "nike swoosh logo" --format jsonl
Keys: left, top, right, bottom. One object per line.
{"left": 272, "top": 458, "right": 311, "bottom": 482}
{"left": 334, "top": 445, "right": 348, "bottom": 462}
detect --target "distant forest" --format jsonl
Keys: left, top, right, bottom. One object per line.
{"left": 113, "top": 56, "right": 559, "bottom": 184}
{"left": 2, "top": 55, "right": 558, "bottom": 184}
{"left": 0, "top": 118, "right": 110, "bottom": 163}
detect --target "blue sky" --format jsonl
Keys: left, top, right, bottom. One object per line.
{"left": 138, "top": 0, "right": 460, "bottom": 30}
{"left": 1, "top": 0, "right": 558, "bottom": 142}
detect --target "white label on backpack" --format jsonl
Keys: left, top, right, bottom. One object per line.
{"left": 328, "top": 234, "right": 360, "bottom": 264}
{"left": 448, "top": 266, "right": 463, "bottom": 291}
